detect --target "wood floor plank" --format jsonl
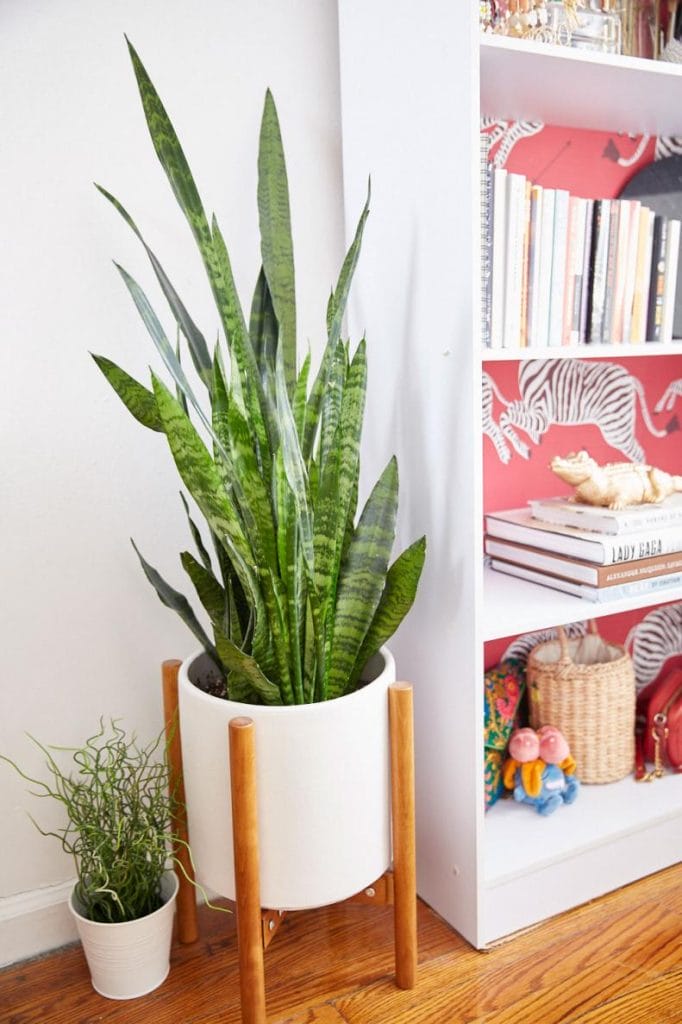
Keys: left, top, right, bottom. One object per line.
{"left": 0, "top": 865, "right": 679, "bottom": 1024}
{"left": 562, "top": 967, "right": 682, "bottom": 1024}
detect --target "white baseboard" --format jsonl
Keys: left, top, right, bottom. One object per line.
{"left": 0, "top": 878, "right": 78, "bottom": 967}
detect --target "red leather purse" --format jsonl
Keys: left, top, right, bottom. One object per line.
{"left": 635, "top": 666, "right": 682, "bottom": 781}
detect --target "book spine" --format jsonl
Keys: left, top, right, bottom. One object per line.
{"left": 621, "top": 199, "right": 641, "bottom": 344}
{"left": 647, "top": 215, "right": 669, "bottom": 342}
{"left": 503, "top": 172, "right": 526, "bottom": 349}
{"left": 591, "top": 527, "right": 682, "bottom": 565}
{"left": 661, "top": 218, "right": 681, "bottom": 343}
{"left": 608, "top": 199, "right": 632, "bottom": 344}
{"left": 526, "top": 184, "right": 543, "bottom": 349}
{"left": 548, "top": 189, "right": 569, "bottom": 346}
{"left": 588, "top": 199, "right": 611, "bottom": 344}
{"left": 519, "top": 180, "right": 532, "bottom": 348}
{"left": 596, "top": 552, "right": 682, "bottom": 586}
{"left": 529, "top": 499, "right": 682, "bottom": 535}
{"left": 601, "top": 200, "right": 620, "bottom": 344}
{"left": 630, "top": 206, "right": 653, "bottom": 345}
{"left": 562, "top": 196, "right": 581, "bottom": 346}
{"left": 535, "top": 188, "right": 556, "bottom": 347}
{"left": 490, "top": 167, "right": 507, "bottom": 348}
{"left": 578, "top": 199, "right": 594, "bottom": 344}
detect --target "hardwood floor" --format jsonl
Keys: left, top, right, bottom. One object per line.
{"left": 1, "top": 864, "right": 680, "bottom": 1023}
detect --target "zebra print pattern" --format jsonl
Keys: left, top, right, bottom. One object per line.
{"left": 497, "top": 360, "right": 669, "bottom": 462}
{"left": 482, "top": 372, "right": 531, "bottom": 463}
{"left": 501, "top": 621, "right": 588, "bottom": 666}
{"left": 480, "top": 118, "right": 544, "bottom": 169}
{"left": 656, "top": 378, "right": 682, "bottom": 414}
{"left": 625, "top": 603, "right": 682, "bottom": 689}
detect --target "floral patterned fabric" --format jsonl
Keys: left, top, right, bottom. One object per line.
{"left": 484, "top": 658, "right": 526, "bottom": 810}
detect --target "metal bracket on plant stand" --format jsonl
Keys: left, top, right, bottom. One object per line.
{"left": 163, "top": 662, "right": 417, "bottom": 1024}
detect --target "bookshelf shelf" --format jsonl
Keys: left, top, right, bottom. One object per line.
{"left": 480, "top": 34, "right": 682, "bottom": 136}
{"left": 481, "top": 342, "right": 682, "bottom": 362}
{"left": 482, "top": 565, "right": 682, "bottom": 641}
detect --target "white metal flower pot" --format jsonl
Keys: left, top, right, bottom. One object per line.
{"left": 69, "top": 870, "right": 178, "bottom": 1000}
{"left": 178, "top": 646, "right": 395, "bottom": 910}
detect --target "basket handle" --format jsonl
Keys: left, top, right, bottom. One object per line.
{"left": 556, "top": 620, "right": 599, "bottom": 665}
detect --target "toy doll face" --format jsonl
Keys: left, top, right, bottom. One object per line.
{"left": 538, "top": 725, "right": 570, "bottom": 764}
{"left": 509, "top": 727, "right": 540, "bottom": 762}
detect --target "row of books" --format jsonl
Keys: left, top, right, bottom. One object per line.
{"left": 481, "top": 168, "right": 681, "bottom": 350}
{"left": 484, "top": 493, "right": 682, "bottom": 602}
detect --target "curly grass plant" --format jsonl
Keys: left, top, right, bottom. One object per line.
{"left": 2, "top": 721, "right": 178, "bottom": 923}
{"left": 93, "top": 41, "right": 426, "bottom": 706}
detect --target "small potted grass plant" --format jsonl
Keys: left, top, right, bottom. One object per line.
{"left": 2, "top": 720, "right": 180, "bottom": 999}
{"left": 92, "top": 41, "right": 426, "bottom": 911}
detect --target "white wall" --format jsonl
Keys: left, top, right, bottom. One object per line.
{"left": 0, "top": 0, "right": 344, "bottom": 965}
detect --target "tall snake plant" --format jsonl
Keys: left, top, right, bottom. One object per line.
{"left": 93, "top": 41, "right": 426, "bottom": 705}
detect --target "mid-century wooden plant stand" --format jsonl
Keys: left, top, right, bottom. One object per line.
{"left": 162, "top": 660, "right": 417, "bottom": 1024}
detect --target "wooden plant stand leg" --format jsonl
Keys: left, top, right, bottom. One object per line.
{"left": 162, "top": 659, "right": 199, "bottom": 945}
{"left": 229, "top": 717, "right": 267, "bottom": 1024}
{"left": 389, "top": 682, "right": 417, "bottom": 989}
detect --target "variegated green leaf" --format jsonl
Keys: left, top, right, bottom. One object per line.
{"left": 91, "top": 354, "right": 163, "bottom": 431}
{"left": 127, "top": 39, "right": 211, "bottom": 248}
{"left": 180, "top": 492, "right": 213, "bottom": 571}
{"left": 328, "top": 181, "right": 370, "bottom": 347}
{"left": 293, "top": 351, "right": 310, "bottom": 443}
{"left": 131, "top": 540, "right": 217, "bottom": 660}
{"left": 180, "top": 550, "right": 225, "bottom": 625}
{"left": 275, "top": 345, "right": 313, "bottom": 574}
{"left": 95, "top": 185, "right": 212, "bottom": 387}
{"left": 274, "top": 450, "right": 304, "bottom": 703}
{"left": 249, "top": 266, "right": 278, "bottom": 382}
{"left": 258, "top": 90, "right": 296, "bottom": 397}
{"left": 227, "top": 401, "right": 278, "bottom": 576}
{"left": 319, "top": 340, "right": 347, "bottom": 473}
{"left": 327, "top": 457, "right": 399, "bottom": 699}
{"left": 213, "top": 627, "right": 282, "bottom": 706}
{"left": 349, "top": 535, "right": 426, "bottom": 689}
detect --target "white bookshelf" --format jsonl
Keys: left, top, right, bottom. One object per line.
{"left": 483, "top": 567, "right": 682, "bottom": 640}
{"left": 482, "top": 342, "right": 682, "bottom": 362}
{"left": 338, "top": 3, "right": 682, "bottom": 949}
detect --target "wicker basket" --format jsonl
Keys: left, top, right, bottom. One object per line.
{"left": 527, "top": 621, "right": 635, "bottom": 783}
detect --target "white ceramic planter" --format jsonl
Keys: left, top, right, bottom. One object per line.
{"left": 69, "top": 871, "right": 178, "bottom": 1000}
{"left": 178, "top": 646, "right": 395, "bottom": 910}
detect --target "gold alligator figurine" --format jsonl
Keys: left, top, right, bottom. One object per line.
{"left": 550, "top": 450, "right": 682, "bottom": 510}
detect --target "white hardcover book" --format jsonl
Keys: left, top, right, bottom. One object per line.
{"left": 490, "top": 167, "right": 508, "bottom": 348}
{"left": 503, "top": 172, "right": 527, "bottom": 349}
{"left": 621, "top": 199, "right": 642, "bottom": 344}
{"left": 547, "top": 189, "right": 569, "bottom": 346}
{"left": 630, "top": 206, "right": 654, "bottom": 345}
{"left": 661, "top": 218, "right": 681, "bottom": 344}
{"left": 489, "top": 558, "right": 682, "bottom": 603}
{"left": 609, "top": 199, "right": 633, "bottom": 344}
{"left": 535, "top": 187, "right": 556, "bottom": 348}
{"left": 485, "top": 506, "right": 682, "bottom": 565}
{"left": 529, "top": 493, "right": 682, "bottom": 536}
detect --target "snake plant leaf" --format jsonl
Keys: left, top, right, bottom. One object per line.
{"left": 294, "top": 352, "right": 310, "bottom": 442}
{"left": 91, "top": 354, "right": 163, "bottom": 431}
{"left": 114, "top": 262, "right": 223, "bottom": 456}
{"left": 249, "top": 266, "right": 278, "bottom": 382}
{"left": 275, "top": 344, "right": 314, "bottom": 574}
{"left": 258, "top": 90, "right": 296, "bottom": 398}
{"left": 327, "top": 457, "right": 399, "bottom": 699}
{"left": 327, "top": 180, "right": 371, "bottom": 348}
{"left": 302, "top": 338, "right": 334, "bottom": 461}
{"left": 180, "top": 551, "right": 225, "bottom": 626}
{"left": 179, "top": 492, "right": 213, "bottom": 571}
{"left": 348, "top": 535, "right": 426, "bottom": 690}
{"left": 131, "top": 540, "right": 217, "bottom": 660}
{"left": 95, "top": 185, "right": 212, "bottom": 387}
{"left": 274, "top": 450, "right": 305, "bottom": 704}
{"left": 226, "top": 401, "right": 278, "bottom": 576}
{"left": 126, "top": 39, "right": 212, "bottom": 249}
{"left": 319, "top": 340, "right": 347, "bottom": 473}
{"left": 213, "top": 627, "right": 282, "bottom": 706}
{"left": 151, "top": 374, "right": 252, "bottom": 570}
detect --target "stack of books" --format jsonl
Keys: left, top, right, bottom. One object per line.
{"left": 483, "top": 168, "right": 681, "bottom": 349}
{"left": 484, "top": 494, "right": 682, "bottom": 602}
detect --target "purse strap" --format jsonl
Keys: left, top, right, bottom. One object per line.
{"left": 556, "top": 620, "right": 598, "bottom": 667}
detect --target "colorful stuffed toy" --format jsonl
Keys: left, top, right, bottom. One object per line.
{"left": 503, "top": 726, "right": 580, "bottom": 816}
